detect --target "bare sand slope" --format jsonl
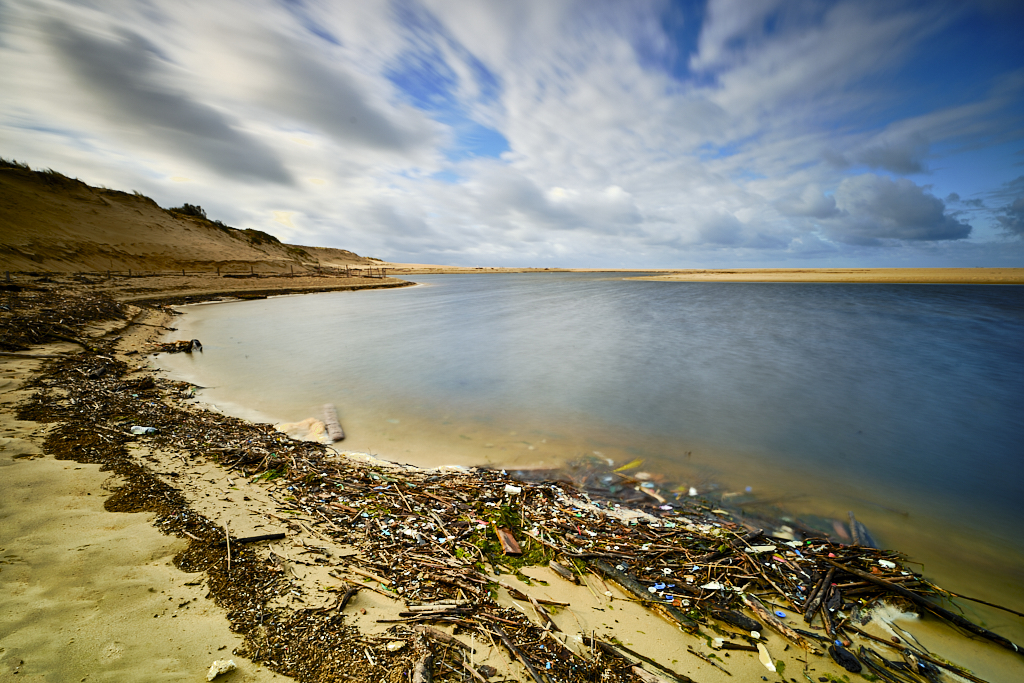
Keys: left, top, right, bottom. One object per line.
{"left": 0, "top": 164, "right": 376, "bottom": 274}
{"left": 0, "top": 352, "right": 285, "bottom": 683}
{"left": 630, "top": 268, "right": 1024, "bottom": 284}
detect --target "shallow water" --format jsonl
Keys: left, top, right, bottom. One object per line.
{"left": 159, "top": 273, "right": 1024, "bottom": 635}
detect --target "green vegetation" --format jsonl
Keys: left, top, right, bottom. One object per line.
{"left": 169, "top": 202, "right": 207, "bottom": 219}
{"left": 240, "top": 228, "right": 281, "bottom": 246}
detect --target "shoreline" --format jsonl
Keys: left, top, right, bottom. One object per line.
{"left": 2, "top": 274, "right": 1023, "bottom": 682}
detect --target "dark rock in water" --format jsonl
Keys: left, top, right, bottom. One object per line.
{"left": 829, "top": 644, "right": 862, "bottom": 673}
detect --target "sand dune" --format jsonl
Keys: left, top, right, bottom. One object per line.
{"left": 0, "top": 162, "right": 375, "bottom": 274}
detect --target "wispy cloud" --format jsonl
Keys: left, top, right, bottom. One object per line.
{"left": 1, "top": 0, "right": 1022, "bottom": 266}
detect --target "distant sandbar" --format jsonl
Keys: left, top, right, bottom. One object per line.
{"left": 627, "top": 268, "right": 1024, "bottom": 284}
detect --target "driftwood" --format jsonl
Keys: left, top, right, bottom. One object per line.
{"left": 596, "top": 639, "right": 698, "bottom": 683}
{"left": 742, "top": 594, "right": 814, "bottom": 651}
{"left": 323, "top": 403, "right": 344, "bottom": 442}
{"left": 803, "top": 567, "right": 834, "bottom": 623}
{"left": 591, "top": 560, "right": 699, "bottom": 632}
{"left": 215, "top": 532, "right": 286, "bottom": 547}
{"left": 823, "top": 558, "right": 1023, "bottom": 657}
{"left": 412, "top": 625, "right": 475, "bottom": 653}
{"left": 484, "top": 619, "right": 545, "bottom": 683}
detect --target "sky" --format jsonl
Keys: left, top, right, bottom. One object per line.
{"left": 2, "top": 0, "right": 1023, "bottom": 268}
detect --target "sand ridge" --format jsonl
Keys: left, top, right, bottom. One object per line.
{"left": 627, "top": 268, "right": 1024, "bottom": 284}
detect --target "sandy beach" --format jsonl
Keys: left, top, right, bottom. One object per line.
{"left": 1, "top": 272, "right": 1022, "bottom": 683}
{"left": 2, "top": 162, "right": 1022, "bottom": 683}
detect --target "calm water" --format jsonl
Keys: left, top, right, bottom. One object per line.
{"left": 159, "top": 273, "right": 1024, "bottom": 625}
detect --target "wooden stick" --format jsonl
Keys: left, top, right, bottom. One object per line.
{"left": 804, "top": 568, "right": 834, "bottom": 623}
{"left": 742, "top": 594, "right": 814, "bottom": 651}
{"left": 823, "top": 558, "right": 1023, "bottom": 658}
{"left": 224, "top": 524, "right": 231, "bottom": 572}
{"left": 843, "top": 624, "right": 992, "bottom": 683}
{"left": 216, "top": 532, "right": 285, "bottom": 546}
{"left": 346, "top": 565, "right": 391, "bottom": 585}
{"left": 483, "top": 620, "right": 545, "bottom": 683}
{"left": 413, "top": 625, "right": 475, "bottom": 653}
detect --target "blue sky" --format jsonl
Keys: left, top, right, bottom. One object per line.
{"left": 2, "top": 0, "right": 1023, "bottom": 267}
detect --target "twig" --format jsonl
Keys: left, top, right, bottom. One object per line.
{"left": 823, "top": 558, "right": 1024, "bottom": 658}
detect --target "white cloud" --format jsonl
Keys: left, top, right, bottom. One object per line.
{"left": 1, "top": 0, "right": 1020, "bottom": 266}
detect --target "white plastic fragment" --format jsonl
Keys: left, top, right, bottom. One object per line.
{"left": 700, "top": 581, "right": 724, "bottom": 590}
{"left": 504, "top": 484, "right": 522, "bottom": 495}
{"left": 757, "top": 643, "right": 776, "bottom": 672}
{"left": 745, "top": 545, "right": 778, "bottom": 554}
{"left": 688, "top": 487, "right": 698, "bottom": 496}
{"left": 878, "top": 559, "right": 896, "bottom": 569}
{"left": 712, "top": 638, "right": 724, "bottom": 650}
{"left": 387, "top": 641, "right": 406, "bottom": 652}
{"left": 207, "top": 660, "right": 237, "bottom": 681}
{"left": 130, "top": 426, "right": 157, "bottom": 435}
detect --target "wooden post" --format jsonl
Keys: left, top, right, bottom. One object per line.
{"left": 323, "top": 404, "right": 345, "bottom": 442}
{"left": 217, "top": 266, "right": 220, "bottom": 276}
{"left": 128, "top": 268, "right": 132, "bottom": 277}
{"left": 4, "top": 271, "right": 9, "bottom": 282}
{"left": 182, "top": 268, "right": 185, "bottom": 276}
{"left": 250, "top": 265, "right": 254, "bottom": 274}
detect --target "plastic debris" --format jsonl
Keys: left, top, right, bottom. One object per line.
{"left": 130, "top": 426, "right": 157, "bottom": 435}
{"left": 757, "top": 643, "right": 776, "bottom": 672}
{"left": 206, "top": 660, "right": 236, "bottom": 681}
{"left": 745, "top": 544, "right": 778, "bottom": 553}
{"left": 504, "top": 484, "right": 522, "bottom": 495}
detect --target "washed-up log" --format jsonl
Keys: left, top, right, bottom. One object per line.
{"left": 408, "top": 601, "right": 471, "bottom": 612}
{"left": 720, "top": 642, "right": 758, "bottom": 652}
{"left": 216, "top": 532, "right": 286, "bottom": 547}
{"left": 804, "top": 568, "right": 834, "bottom": 623}
{"left": 527, "top": 595, "right": 561, "bottom": 632}
{"left": 323, "top": 404, "right": 344, "bottom": 441}
{"left": 711, "top": 608, "right": 761, "bottom": 632}
{"left": 412, "top": 650, "right": 433, "bottom": 683}
{"left": 0, "top": 351, "right": 63, "bottom": 358}
{"left": 496, "top": 580, "right": 568, "bottom": 607}
{"left": 399, "top": 609, "right": 471, "bottom": 618}
{"left": 591, "top": 560, "right": 699, "bottom": 632}
{"left": 823, "top": 558, "right": 1024, "bottom": 658}
{"left": 848, "top": 512, "right": 878, "bottom": 548}
{"left": 494, "top": 526, "right": 522, "bottom": 555}
{"left": 549, "top": 560, "right": 578, "bottom": 584}
{"left": 413, "top": 625, "right": 475, "bottom": 653}
{"left": 742, "top": 594, "right": 814, "bottom": 651}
